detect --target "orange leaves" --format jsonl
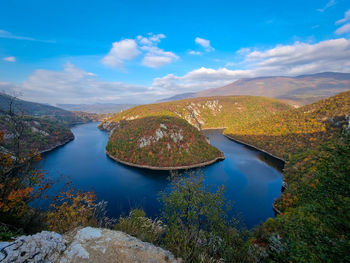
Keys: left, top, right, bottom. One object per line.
{"left": 47, "top": 186, "right": 97, "bottom": 233}
{"left": 7, "top": 187, "right": 33, "bottom": 202}
{"left": 33, "top": 153, "right": 42, "bottom": 162}
{"left": 0, "top": 187, "right": 34, "bottom": 216}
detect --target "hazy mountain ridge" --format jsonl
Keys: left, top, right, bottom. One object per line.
{"left": 0, "top": 93, "right": 94, "bottom": 126}
{"left": 159, "top": 72, "right": 350, "bottom": 105}
{"left": 58, "top": 103, "right": 138, "bottom": 114}
{"left": 157, "top": 92, "right": 196, "bottom": 102}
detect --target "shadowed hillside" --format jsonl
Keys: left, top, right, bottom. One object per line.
{"left": 0, "top": 93, "right": 97, "bottom": 126}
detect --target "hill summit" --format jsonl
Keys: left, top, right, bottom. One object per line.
{"left": 105, "top": 116, "right": 224, "bottom": 169}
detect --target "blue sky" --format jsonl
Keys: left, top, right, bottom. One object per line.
{"left": 0, "top": 0, "right": 350, "bottom": 104}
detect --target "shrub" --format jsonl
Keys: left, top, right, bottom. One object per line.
{"left": 46, "top": 184, "right": 97, "bottom": 233}
{"left": 160, "top": 171, "right": 253, "bottom": 262}
{"left": 114, "top": 209, "right": 164, "bottom": 244}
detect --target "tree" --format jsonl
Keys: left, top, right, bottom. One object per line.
{"left": 0, "top": 94, "right": 51, "bottom": 237}
{"left": 160, "top": 171, "right": 253, "bottom": 262}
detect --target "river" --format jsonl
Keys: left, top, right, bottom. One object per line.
{"left": 36, "top": 122, "right": 283, "bottom": 228}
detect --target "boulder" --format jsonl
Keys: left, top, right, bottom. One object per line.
{"left": 60, "top": 227, "right": 180, "bottom": 263}
{"left": 0, "top": 231, "right": 65, "bottom": 263}
{"left": 0, "top": 227, "right": 180, "bottom": 263}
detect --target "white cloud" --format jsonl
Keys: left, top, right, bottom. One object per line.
{"left": 0, "top": 82, "right": 19, "bottom": 94}
{"left": 20, "top": 63, "right": 153, "bottom": 104}
{"left": 152, "top": 38, "right": 350, "bottom": 95}
{"left": 102, "top": 33, "right": 177, "bottom": 69}
{"left": 0, "top": 29, "right": 35, "bottom": 41}
{"left": 188, "top": 50, "right": 201, "bottom": 55}
{"left": 244, "top": 38, "right": 350, "bottom": 75}
{"left": 102, "top": 39, "right": 140, "bottom": 68}
{"left": 335, "top": 9, "right": 350, "bottom": 24}
{"left": 141, "top": 46, "right": 178, "bottom": 68}
{"left": 335, "top": 23, "right": 350, "bottom": 35}
{"left": 137, "top": 33, "right": 165, "bottom": 46}
{"left": 195, "top": 37, "right": 214, "bottom": 52}
{"left": 317, "top": 0, "right": 336, "bottom": 12}
{"left": 335, "top": 9, "right": 350, "bottom": 35}
{"left": 3, "top": 56, "right": 16, "bottom": 62}
{"left": 139, "top": 34, "right": 178, "bottom": 68}
{"left": 0, "top": 29, "right": 54, "bottom": 43}
{"left": 152, "top": 67, "right": 252, "bottom": 93}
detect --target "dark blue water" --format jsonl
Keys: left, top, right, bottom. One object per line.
{"left": 36, "top": 122, "right": 283, "bottom": 228}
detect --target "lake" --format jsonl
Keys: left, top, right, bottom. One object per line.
{"left": 36, "top": 122, "right": 283, "bottom": 228}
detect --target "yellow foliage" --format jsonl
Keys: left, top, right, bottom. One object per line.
{"left": 47, "top": 187, "right": 97, "bottom": 233}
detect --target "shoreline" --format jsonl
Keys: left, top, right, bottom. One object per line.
{"left": 106, "top": 151, "right": 225, "bottom": 171}
{"left": 223, "top": 134, "right": 286, "bottom": 163}
{"left": 38, "top": 136, "right": 75, "bottom": 155}
{"left": 222, "top": 133, "right": 287, "bottom": 214}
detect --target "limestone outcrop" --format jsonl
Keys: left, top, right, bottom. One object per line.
{"left": 0, "top": 227, "right": 180, "bottom": 263}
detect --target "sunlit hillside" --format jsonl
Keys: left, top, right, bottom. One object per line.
{"left": 100, "top": 96, "right": 292, "bottom": 132}
{"left": 226, "top": 90, "right": 350, "bottom": 159}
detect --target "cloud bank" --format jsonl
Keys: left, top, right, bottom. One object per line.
{"left": 7, "top": 38, "right": 350, "bottom": 105}
{"left": 20, "top": 63, "right": 151, "bottom": 104}
{"left": 153, "top": 38, "right": 350, "bottom": 94}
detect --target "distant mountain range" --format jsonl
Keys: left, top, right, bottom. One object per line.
{"left": 57, "top": 103, "right": 137, "bottom": 114}
{"left": 157, "top": 92, "right": 196, "bottom": 102}
{"left": 158, "top": 72, "right": 350, "bottom": 105}
{"left": 0, "top": 93, "right": 86, "bottom": 125}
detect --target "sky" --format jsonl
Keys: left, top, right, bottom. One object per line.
{"left": 0, "top": 0, "right": 350, "bottom": 105}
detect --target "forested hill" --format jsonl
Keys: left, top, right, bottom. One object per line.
{"left": 0, "top": 93, "right": 97, "bottom": 126}
{"left": 226, "top": 90, "right": 350, "bottom": 159}
{"left": 106, "top": 116, "right": 224, "bottom": 169}
{"left": 100, "top": 96, "right": 292, "bottom": 132}
{"left": 0, "top": 93, "right": 101, "bottom": 157}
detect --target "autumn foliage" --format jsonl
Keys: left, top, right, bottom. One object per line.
{"left": 106, "top": 116, "right": 223, "bottom": 168}
{"left": 47, "top": 184, "right": 97, "bottom": 233}
{"left": 226, "top": 91, "right": 350, "bottom": 159}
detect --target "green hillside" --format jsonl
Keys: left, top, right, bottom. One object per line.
{"left": 226, "top": 90, "right": 350, "bottom": 159}
{"left": 103, "top": 92, "right": 350, "bottom": 261}
{"left": 252, "top": 103, "right": 350, "bottom": 262}
{"left": 106, "top": 116, "right": 224, "bottom": 169}
{"left": 100, "top": 96, "right": 292, "bottom": 132}
{"left": 0, "top": 115, "right": 73, "bottom": 156}
{"left": 0, "top": 93, "right": 105, "bottom": 156}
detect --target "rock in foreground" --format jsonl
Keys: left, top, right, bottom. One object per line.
{"left": 0, "top": 227, "right": 180, "bottom": 263}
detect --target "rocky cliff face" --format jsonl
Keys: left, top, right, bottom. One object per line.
{"left": 0, "top": 227, "right": 180, "bottom": 263}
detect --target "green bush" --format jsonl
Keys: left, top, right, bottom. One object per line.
{"left": 160, "top": 171, "right": 253, "bottom": 262}
{"left": 114, "top": 209, "right": 164, "bottom": 244}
